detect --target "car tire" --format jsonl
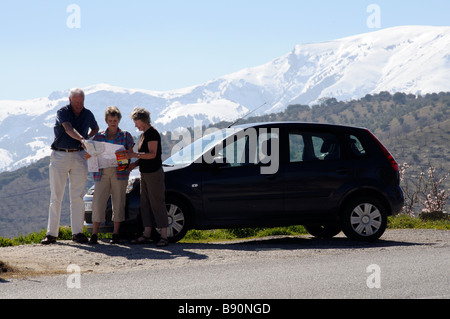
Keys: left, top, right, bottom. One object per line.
{"left": 153, "top": 197, "right": 191, "bottom": 243}
{"left": 304, "top": 224, "right": 341, "bottom": 239}
{"left": 341, "top": 197, "right": 388, "bottom": 242}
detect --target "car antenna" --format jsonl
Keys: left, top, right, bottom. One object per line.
{"left": 227, "top": 102, "right": 267, "bottom": 128}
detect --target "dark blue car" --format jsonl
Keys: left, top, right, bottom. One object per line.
{"left": 84, "top": 122, "right": 404, "bottom": 242}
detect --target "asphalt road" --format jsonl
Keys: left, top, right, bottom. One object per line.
{"left": 1, "top": 230, "right": 449, "bottom": 300}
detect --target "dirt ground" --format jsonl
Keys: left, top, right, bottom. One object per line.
{"left": 1, "top": 229, "right": 449, "bottom": 279}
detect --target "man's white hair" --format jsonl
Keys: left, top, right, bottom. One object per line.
{"left": 69, "top": 88, "right": 85, "bottom": 99}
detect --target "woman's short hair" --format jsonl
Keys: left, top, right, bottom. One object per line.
{"left": 130, "top": 107, "right": 151, "bottom": 124}
{"left": 105, "top": 106, "right": 122, "bottom": 121}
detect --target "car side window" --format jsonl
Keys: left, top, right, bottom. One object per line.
{"left": 312, "top": 134, "right": 341, "bottom": 161}
{"left": 289, "top": 132, "right": 340, "bottom": 162}
{"left": 348, "top": 135, "right": 367, "bottom": 157}
{"left": 289, "top": 133, "right": 305, "bottom": 163}
{"left": 223, "top": 134, "right": 249, "bottom": 167}
{"left": 222, "top": 129, "right": 279, "bottom": 168}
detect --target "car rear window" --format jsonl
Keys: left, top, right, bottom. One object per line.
{"left": 348, "top": 135, "right": 367, "bottom": 157}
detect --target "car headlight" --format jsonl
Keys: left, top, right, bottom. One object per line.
{"left": 85, "top": 201, "right": 93, "bottom": 212}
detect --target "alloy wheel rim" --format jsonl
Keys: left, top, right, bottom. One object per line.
{"left": 156, "top": 203, "right": 185, "bottom": 238}
{"left": 350, "top": 203, "right": 382, "bottom": 236}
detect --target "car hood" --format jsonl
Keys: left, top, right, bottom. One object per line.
{"left": 163, "top": 163, "right": 190, "bottom": 173}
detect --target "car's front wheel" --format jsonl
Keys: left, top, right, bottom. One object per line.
{"left": 154, "top": 197, "right": 191, "bottom": 243}
{"left": 341, "top": 197, "right": 387, "bottom": 242}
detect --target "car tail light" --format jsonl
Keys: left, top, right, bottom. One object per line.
{"left": 366, "top": 129, "right": 399, "bottom": 172}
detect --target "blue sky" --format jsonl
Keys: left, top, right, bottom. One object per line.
{"left": 0, "top": 0, "right": 449, "bottom": 100}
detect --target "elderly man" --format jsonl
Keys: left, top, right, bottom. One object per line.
{"left": 41, "top": 88, "right": 99, "bottom": 245}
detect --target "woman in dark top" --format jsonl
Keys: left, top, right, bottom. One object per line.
{"left": 127, "top": 107, "right": 169, "bottom": 247}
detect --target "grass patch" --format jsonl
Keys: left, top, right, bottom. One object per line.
{"left": 180, "top": 225, "right": 308, "bottom": 243}
{"left": 0, "top": 215, "right": 448, "bottom": 247}
{"left": 0, "top": 227, "right": 92, "bottom": 247}
{"left": 387, "top": 214, "right": 450, "bottom": 230}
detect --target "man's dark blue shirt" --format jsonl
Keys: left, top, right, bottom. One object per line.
{"left": 51, "top": 105, "right": 98, "bottom": 150}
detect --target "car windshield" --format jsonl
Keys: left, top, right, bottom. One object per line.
{"left": 164, "top": 127, "right": 241, "bottom": 165}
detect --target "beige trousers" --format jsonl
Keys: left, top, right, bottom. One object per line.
{"left": 92, "top": 167, "right": 128, "bottom": 223}
{"left": 47, "top": 150, "right": 87, "bottom": 237}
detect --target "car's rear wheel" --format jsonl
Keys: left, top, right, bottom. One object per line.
{"left": 153, "top": 197, "right": 190, "bottom": 243}
{"left": 304, "top": 224, "right": 341, "bottom": 239}
{"left": 341, "top": 197, "right": 387, "bottom": 242}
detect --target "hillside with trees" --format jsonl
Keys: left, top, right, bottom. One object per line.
{"left": 1, "top": 92, "right": 449, "bottom": 238}
{"left": 223, "top": 91, "right": 450, "bottom": 177}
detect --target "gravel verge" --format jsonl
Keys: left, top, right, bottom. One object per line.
{"left": 1, "top": 229, "right": 448, "bottom": 279}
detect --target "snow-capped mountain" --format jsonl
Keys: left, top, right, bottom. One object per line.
{"left": 1, "top": 25, "right": 449, "bottom": 172}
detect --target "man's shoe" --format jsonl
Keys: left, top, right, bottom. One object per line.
{"left": 72, "top": 233, "right": 89, "bottom": 244}
{"left": 88, "top": 234, "right": 98, "bottom": 245}
{"left": 110, "top": 234, "right": 120, "bottom": 245}
{"left": 41, "top": 235, "right": 57, "bottom": 245}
